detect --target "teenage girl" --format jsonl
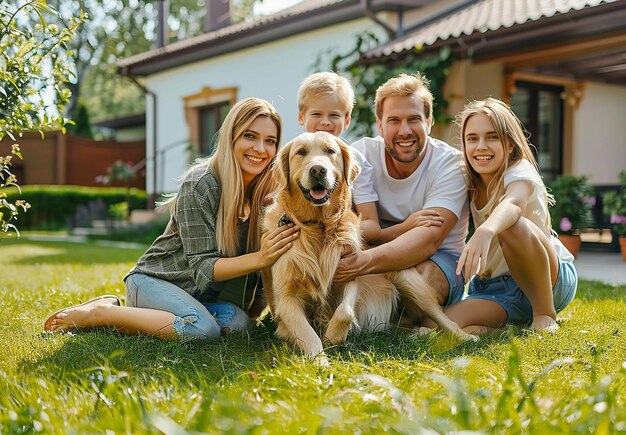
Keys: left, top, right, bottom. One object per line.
{"left": 441, "top": 97, "right": 577, "bottom": 333}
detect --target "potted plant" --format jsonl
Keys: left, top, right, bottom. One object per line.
{"left": 547, "top": 174, "right": 595, "bottom": 258}
{"left": 603, "top": 170, "right": 626, "bottom": 262}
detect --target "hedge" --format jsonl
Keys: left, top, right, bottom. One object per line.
{"left": 1, "top": 185, "right": 147, "bottom": 230}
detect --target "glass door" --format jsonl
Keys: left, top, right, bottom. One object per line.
{"left": 510, "top": 81, "right": 564, "bottom": 181}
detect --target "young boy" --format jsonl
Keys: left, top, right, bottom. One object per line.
{"left": 297, "top": 71, "right": 354, "bottom": 137}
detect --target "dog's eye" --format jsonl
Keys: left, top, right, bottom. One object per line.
{"left": 326, "top": 148, "right": 337, "bottom": 154}
{"left": 296, "top": 148, "right": 307, "bottom": 156}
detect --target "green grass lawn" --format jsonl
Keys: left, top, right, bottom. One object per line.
{"left": 1, "top": 239, "right": 625, "bottom": 433}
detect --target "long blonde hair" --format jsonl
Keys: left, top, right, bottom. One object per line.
{"left": 457, "top": 97, "right": 553, "bottom": 222}
{"left": 182, "top": 97, "right": 282, "bottom": 256}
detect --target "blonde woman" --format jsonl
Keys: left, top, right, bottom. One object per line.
{"left": 44, "top": 98, "right": 300, "bottom": 339}
{"left": 441, "top": 97, "right": 576, "bottom": 333}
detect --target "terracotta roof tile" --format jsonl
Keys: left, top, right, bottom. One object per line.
{"left": 366, "top": 0, "right": 617, "bottom": 58}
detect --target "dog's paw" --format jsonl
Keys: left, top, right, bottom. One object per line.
{"left": 323, "top": 325, "right": 349, "bottom": 346}
{"left": 414, "top": 326, "right": 435, "bottom": 336}
{"left": 323, "top": 333, "right": 347, "bottom": 346}
{"left": 324, "top": 307, "right": 354, "bottom": 345}
{"left": 313, "top": 352, "right": 330, "bottom": 367}
{"left": 461, "top": 333, "right": 479, "bottom": 342}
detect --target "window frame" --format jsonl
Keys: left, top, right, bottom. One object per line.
{"left": 183, "top": 86, "right": 237, "bottom": 158}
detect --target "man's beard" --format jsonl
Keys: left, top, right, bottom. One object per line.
{"left": 385, "top": 135, "right": 425, "bottom": 163}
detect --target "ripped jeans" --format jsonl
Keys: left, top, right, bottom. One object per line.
{"left": 125, "top": 273, "right": 251, "bottom": 339}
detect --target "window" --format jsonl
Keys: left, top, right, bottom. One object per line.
{"left": 199, "top": 102, "right": 231, "bottom": 156}
{"left": 183, "top": 86, "right": 237, "bottom": 158}
{"left": 510, "top": 81, "right": 564, "bottom": 181}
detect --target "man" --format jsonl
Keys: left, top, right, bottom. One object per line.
{"left": 335, "top": 73, "right": 469, "bottom": 325}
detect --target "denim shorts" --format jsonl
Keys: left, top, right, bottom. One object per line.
{"left": 465, "top": 259, "right": 577, "bottom": 325}
{"left": 125, "top": 273, "right": 251, "bottom": 340}
{"left": 430, "top": 249, "right": 466, "bottom": 307}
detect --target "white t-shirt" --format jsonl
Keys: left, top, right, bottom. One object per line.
{"left": 351, "top": 135, "right": 469, "bottom": 253}
{"left": 471, "top": 159, "right": 574, "bottom": 278}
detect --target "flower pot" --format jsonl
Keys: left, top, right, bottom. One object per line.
{"left": 620, "top": 236, "right": 626, "bottom": 262}
{"left": 559, "top": 234, "right": 581, "bottom": 259}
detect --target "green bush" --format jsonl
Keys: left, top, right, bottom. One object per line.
{"left": 88, "top": 217, "right": 168, "bottom": 245}
{"left": 547, "top": 175, "right": 594, "bottom": 235}
{"left": 108, "top": 201, "right": 129, "bottom": 220}
{"left": 0, "top": 185, "right": 147, "bottom": 230}
{"left": 603, "top": 170, "right": 626, "bottom": 236}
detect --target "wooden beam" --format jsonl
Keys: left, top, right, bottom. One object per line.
{"left": 480, "top": 32, "right": 626, "bottom": 69}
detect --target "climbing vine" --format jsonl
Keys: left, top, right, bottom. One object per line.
{"left": 317, "top": 31, "right": 456, "bottom": 138}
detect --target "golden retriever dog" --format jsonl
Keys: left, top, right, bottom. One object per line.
{"left": 262, "top": 132, "right": 474, "bottom": 357}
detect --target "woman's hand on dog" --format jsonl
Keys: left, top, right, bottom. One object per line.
{"left": 257, "top": 224, "right": 300, "bottom": 268}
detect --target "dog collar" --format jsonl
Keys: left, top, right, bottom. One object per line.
{"left": 277, "top": 213, "right": 294, "bottom": 227}
{"left": 277, "top": 213, "right": 318, "bottom": 227}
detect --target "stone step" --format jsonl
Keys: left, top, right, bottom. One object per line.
{"left": 71, "top": 227, "right": 112, "bottom": 236}
{"left": 91, "top": 219, "right": 130, "bottom": 229}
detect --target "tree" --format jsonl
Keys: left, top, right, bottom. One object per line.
{"left": 0, "top": 0, "right": 81, "bottom": 239}
{"left": 42, "top": 0, "right": 265, "bottom": 125}
{"left": 66, "top": 100, "right": 93, "bottom": 137}
{"left": 45, "top": 0, "right": 165, "bottom": 123}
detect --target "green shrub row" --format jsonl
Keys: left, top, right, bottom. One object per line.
{"left": 1, "top": 185, "right": 147, "bottom": 230}
{"left": 88, "top": 218, "right": 168, "bottom": 245}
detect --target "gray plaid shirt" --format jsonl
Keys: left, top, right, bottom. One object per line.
{"left": 125, "top": 165, "right": 257, "bottom": 309}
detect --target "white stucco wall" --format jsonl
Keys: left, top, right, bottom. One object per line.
{"left": 144, "top": 18, "right": 385, "bottom": 193}
{"left": 438, "top": 59, "right": 504, "bottom": 145}
{"left": 574, "top": 82, "right": 626, "bottom": 185}
{"left": 465, "top": 61, "right": 504, "bottom": 101}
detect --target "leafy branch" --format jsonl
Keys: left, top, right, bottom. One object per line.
{"left": 0, "top": 0, "right": 82, "bottom": 239}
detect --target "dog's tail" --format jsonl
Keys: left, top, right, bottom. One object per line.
{"left": 354, "top": 274, "right": 398, "bottom": 332}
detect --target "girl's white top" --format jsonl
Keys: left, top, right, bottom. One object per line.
{"left": 471, "top": 159, "right": 574, "bottom": 279}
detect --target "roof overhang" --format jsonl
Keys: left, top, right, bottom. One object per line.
{"left": 118, "top": 0, "right": 435, "bottom": 77}
{"left": 364, "top": 0, "right": 626, "bottom": 86}
{"left": 93, "top": 113, "right": 146, "bottom": 129}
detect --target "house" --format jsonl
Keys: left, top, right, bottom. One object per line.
{"left": 364, "top": 0, "right": 626, "bottom": 249}
{"left": 117, "top": 0, "right": 465, "bottom": 195}
{"left": 93, "top": 113, "right": 146, "bottom": 142}
{"left": 366, "top": 0, "right": 626, "bottom": 187}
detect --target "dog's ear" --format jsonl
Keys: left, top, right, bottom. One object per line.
{"left": 272, "top": 139, "right": 292, "bottom": 190}
{"left": 336, "top": 136, "right": 361, "bottom": 187}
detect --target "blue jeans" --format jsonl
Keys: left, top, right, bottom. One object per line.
{"left": 465, "top": 259, "right": 577, "bottom": 325}
{"left": 125, "top": 273, "right": 251, "bottom": 339}
{"left": 430, "top": 249, "right": 466, "bottom": 306}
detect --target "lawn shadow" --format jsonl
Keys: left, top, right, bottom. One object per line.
{"left": 324, "top": 325, "right": 515, "bottom": 364}
{"left": 26, "top": 323, "right": 280, "bottom": 384}
{"left": 6, "top": 240, "right": 145, "bottom": 265}
{"left": 24, "top": 294, "right": 613, "bottom": 384}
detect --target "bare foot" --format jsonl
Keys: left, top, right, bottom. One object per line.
{"left": 44, "top": 295, "right": 120, "bottom": 333}
{"left": 531, "top": 315, "right": 559, "bottom": 333}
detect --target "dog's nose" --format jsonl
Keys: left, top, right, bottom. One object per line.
{"left": 309, "top": 165, "right": 327, "bottom": 177}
